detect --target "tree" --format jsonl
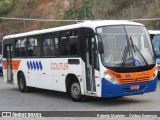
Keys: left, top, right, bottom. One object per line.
{"left": 64, "top": 0, "right": 93, "bottom": 20}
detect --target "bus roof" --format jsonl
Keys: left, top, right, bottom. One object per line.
{"left": 148, "top": 30, "right": 160, "bottom": 35}
{"left": 3, "top": 20, "right": 143, "bottom": 40}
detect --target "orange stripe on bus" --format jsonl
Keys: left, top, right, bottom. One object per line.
{"left": 2, "top": 60, "right": 21, "bottom": 70}
{"left": 107, "top": 66, "right": 157, "bottom": 84}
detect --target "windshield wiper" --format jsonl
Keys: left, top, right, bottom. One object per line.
{"left": 121, "top": 36, "right": 148, "bottom": 67}
{"left": 121, "top": 45, "right": 129, "bottom": 67}
{"left": 121, "top": 36, "right": 134, "bottom": 67}
{"left": 130, "top": 37, "right": 148, "bottom": 66}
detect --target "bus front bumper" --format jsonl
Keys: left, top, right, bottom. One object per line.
{"left": 101, "top": 76, "right": 158, "bottom": 98}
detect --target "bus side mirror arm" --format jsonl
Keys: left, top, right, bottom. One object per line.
{"left": 98, "top": 41, "right": 104, "bottom": 54}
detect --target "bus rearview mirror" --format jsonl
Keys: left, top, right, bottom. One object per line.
{"left": 98, "top": 41, "right": 104, "bottom": 54}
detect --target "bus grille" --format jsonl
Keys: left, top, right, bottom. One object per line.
{"left": 119, "top": 76, "right": 150, "bottom": 84}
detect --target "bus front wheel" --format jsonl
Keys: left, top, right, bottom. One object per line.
{"left": 68, "top": 81, "right": 85, "bottom": 102}
{"left": 18, "top": 73, "right": 30, "bottom": 93}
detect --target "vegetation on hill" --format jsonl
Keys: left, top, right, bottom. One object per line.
{"left": 0, "top": 0, "right": 160, "bottom": 39}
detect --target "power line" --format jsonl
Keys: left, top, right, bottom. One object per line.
{"left": 1, "top": 16, "right": 160, "bottom": 22}
{"left": 0, "top": 17, "right": 84, "bottom": 22}
{"left": 0, "top": 16, "right": 160, "bottom": 32}
{"left": 132, "top": 18, "right": 160, "bottom": 21}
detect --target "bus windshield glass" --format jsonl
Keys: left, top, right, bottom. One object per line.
{"left": 97, "top": 25, "right": 155, "bottom": 67}
{"left": 152, "top": 34, "right": 160, "bottom": 56}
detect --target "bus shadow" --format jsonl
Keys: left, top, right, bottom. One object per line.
{"left": 88, "top": 96, "right": 148, "bottom": 106}
{"left": 31, "top": 88, "right": 149, "bottom": 106}
{"left": 29, "top": 88, "right": 70, "bottom": 100}
{"left": 9, "top": 87, "right": 69, "bottom": 100}
{"left": 10, "top": 87, "right": 152, "bottom": 106}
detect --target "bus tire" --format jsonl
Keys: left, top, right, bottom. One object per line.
{"left": 68, "top": 80, "right": 86, "bottom": 102}
{"left": 18, "top": 72, "right": 30, "bottom": 93}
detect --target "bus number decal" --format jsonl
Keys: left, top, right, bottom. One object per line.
{"left": 51, "top": 63, "right": 69, "bottom": 71}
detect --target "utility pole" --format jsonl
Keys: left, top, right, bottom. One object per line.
{"left": 131, "top": 0, "right": 134, "bottom": 20}
{"left": 23, "top": 19, "right": 26, "bottom": 32}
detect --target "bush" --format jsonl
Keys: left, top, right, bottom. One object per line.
{"left": 0, "top": 0, "right": 14, "bottom": 15}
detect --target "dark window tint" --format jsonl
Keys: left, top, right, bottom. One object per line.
{"left": 15, "top": 38, "right": 27, "bottom": 57}
{"left": 60, "top": 30, "right": 79, "bottom": 56}
{"left": 42, "top": 33, "right": 59, "bottom": 56}
{"left": 152, "top": 35, "right": 160, "bottom": 54}
{"left": 27, "top": 37, "right": 40, "bottom": 57}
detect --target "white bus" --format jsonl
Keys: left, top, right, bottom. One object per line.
{"left": 0, "top": 41, "right": 2, "bottom": 74}
{"left": 3, "top": 20, "right": 157, "bottom": 102}
{"left": 148, "top": 30, "right": 160, "bottom": 76}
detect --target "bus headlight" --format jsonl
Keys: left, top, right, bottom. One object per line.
{"left": 153, "top": 69, "right": 158, "bottom": 79}
{"left": 104, "top": 74, "right": 117, "bottom": 84}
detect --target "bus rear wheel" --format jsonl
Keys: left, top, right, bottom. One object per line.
{"left": 68, "top": 81, "right": 85, "bottom": 102}
{"left": 18, "top": 72, "right": 30, "bottom": 93}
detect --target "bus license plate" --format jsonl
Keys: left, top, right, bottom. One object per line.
{"left": 130, "top": 85, "right": 140, "bottom": 90}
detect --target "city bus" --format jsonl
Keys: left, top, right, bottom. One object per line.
{"left": 2, "top": 20, "right": 158, "bottom": 102}
{"left": 0, "top": 41, "right": 2, "bottom": 74}
{"left": 148, "top": 30, "right": 160, "bottom": 77}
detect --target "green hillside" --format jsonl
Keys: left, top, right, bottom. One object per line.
{"left": 0, "top": 0, "right": 160, "bottom": 39}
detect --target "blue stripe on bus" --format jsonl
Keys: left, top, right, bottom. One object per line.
{"left": 101, "top": 76, "right": 158, "bottom": 98}
{"left": 27, "top": 61, "right": 43, "bottom": 71}
{"left": 0, "top": 66, "right": 2, "bottom": 70}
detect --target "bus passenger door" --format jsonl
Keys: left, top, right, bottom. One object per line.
{"left": 5, "top": 44, "right": 13, "bottom": 83}
{"left": 84, "top": 36, "right": 97, "bottom": 93}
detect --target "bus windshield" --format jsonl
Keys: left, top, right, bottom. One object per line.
{"left": 97, "top": 25, "right": 155, "bottom": 67}
{"left": 152, "top": 34, "right": 160, "bottom": 56}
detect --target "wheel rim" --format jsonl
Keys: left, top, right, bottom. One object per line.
{"left": 19, "top": 76, "right": 25, "bottom": 90}
{"left": 70, "top": 82, "right": 81, "bottom": 99}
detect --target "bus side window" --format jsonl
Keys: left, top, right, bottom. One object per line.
{"left": 69, "top": 32, "right": 78, "bottom": 55}
{"left": 60, "top": 38, "right": 69, "bottom": 56}
{"left": 28, "top": 49, "right": 33, "bottom": 56}
{"left": 60, "top": 30, "right": 79, "bottom": 56}
{"left": 42, "top": 33, "right": 59, "bottom": 56}
{"left": 27, "top": 36, "right": 40, "bottom": 57}
{"left": 15, "top": 38, "right": 27, "bottom": 57}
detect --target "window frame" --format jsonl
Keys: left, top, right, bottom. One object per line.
{"left": 26, "top": 35, "right": 42, "bottom": 58}
{"left": 42, "top": 32, "right": 59, "bottom": 57}
{"left": 15, "top": 37, "right": 27, "bottom": 58}
{"left": 59, "top": 29, "right": 80, "bottom": 57}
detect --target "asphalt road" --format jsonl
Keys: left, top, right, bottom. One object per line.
{"left": 0, "top": 76, "right": 160, "bottom": 119}
{"left": 0, "top": 76, "right": 159, "bottom": 111}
